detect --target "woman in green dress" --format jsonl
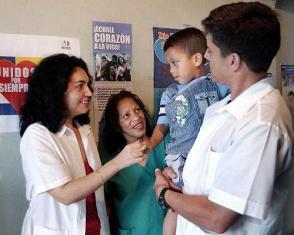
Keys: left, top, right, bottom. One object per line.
{"left": 99, "top": 90, "right": 165, "bottom": 235}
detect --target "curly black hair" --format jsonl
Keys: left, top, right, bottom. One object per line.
{"left": 20, "top": 53, "right": 92, "bottom": 136}
{"left": 99, "top": 90, "right": 153, "bottom": 156}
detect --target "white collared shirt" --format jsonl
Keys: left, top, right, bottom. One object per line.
{"left": 177, "top": 78, "right": 293, "bottom": 235}
{"left": 20, "top": 123, "right": 110, "bottom": 235}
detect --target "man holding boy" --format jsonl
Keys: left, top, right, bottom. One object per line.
{"left": 150, "top": 27, "right": 228, "bottom": 235}
{"left": 154, "top": 2, "right": 293, "bottom": 234}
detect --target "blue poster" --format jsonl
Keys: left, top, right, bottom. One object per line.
{"left": 153, "top": 27, "right": 179, "bottom": 121}
{"left": 281, "top": 65, "right": 294, "bottom": 119}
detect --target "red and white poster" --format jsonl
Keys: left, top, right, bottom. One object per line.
{"left": 0, "top": 33, "right": 80, "bottom": 133}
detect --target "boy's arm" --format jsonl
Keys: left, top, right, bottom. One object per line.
{"left": 149, "top": 87, "right": 172, "bottom": 150}
{"left": 149, "top": 124, "right": 169, "bottom": 150}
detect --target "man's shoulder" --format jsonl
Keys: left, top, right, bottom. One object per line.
{"left": 253, "top": 89, "right": 291, "bottom": 124}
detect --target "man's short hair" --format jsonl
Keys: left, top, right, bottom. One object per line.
{"left": 163, "top": 27, "right": 207, "bottom": 57}
{"left": 202, "top": 2, "right": 280, "bottom": 73}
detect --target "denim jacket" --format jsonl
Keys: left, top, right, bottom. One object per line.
{"left": 162, "top": 76, "right": 226, "bottom": 157}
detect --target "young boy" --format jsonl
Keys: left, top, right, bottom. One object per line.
{"left": 150, "top": 27, "right": 228, "bottom": 235}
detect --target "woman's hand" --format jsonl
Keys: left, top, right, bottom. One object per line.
{"left": 113, "top": 140, "right": 147, "bottom": 169}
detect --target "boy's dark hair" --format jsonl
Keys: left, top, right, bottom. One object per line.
{"left": 20, "top": 53, "right": 92, "bottom": 136}
{"left": 163, "top": 27, "right": 207, "bottom": 57}
{"left": 202, "top": 2, "right": 280, "bottom": 73}
{"left": 99, "top": 90, "right": 153, "bottom": 156}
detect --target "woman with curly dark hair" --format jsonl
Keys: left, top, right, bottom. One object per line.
{"left": 19, "top": 54, "right": 147, "bottom": 235}
{"left": 99, "top": 90, "right": 166, "bottom": 235}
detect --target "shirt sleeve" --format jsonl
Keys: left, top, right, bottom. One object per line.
{"left": 153, "top": 140, "right": 167, "bottom": 169}
{"left": 20, "top": 124, "right": 71, "bottom": 194}
{"left": 208, "top": 121, "right": 291, "bottom": 220}
{"left": 157, "top": 89, "right": 171, "bottom": 124}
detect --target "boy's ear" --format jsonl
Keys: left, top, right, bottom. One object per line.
{"left": 192, "top": 53, "right": 203, "bottom": 67}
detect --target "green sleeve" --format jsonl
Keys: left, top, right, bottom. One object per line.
{"left": 153, "top": 139, "right": 166, "bottom": 170}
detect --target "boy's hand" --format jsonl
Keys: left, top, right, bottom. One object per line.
{"left": 141, "top": 138, "right": 154, "bottom": 155}
{"left": 162, "top": 167, "right": 182, "bottom": 192}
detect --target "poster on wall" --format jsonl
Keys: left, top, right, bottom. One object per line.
{"left": 153, "top": 27, "right": 179, "bottom": 121}
{"left": 0, "top": 33, "right": 80, "bottom": 133}
{"left": 92, "top": 21, "right": 132, "bottom": 142}
{"left": 281, "top": 64, "right": 294, "bottom": 117}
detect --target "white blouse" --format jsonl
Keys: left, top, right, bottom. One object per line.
{"left": 20, "top": 123, "right": 110, "bottom": 235}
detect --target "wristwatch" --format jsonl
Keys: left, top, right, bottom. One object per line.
{"left": 158, "top": 187, "right": 171, "bottom": 210}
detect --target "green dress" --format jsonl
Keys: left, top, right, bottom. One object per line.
{"left": 101, "top": 142, "right": 166, "bottom": 235}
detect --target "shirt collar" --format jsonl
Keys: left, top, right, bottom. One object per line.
{"left": 56, "top": 125, "right": 67, "bottom": 138}
{"left": 218, "top": 77, "right": 274, "bottom": 119}
{"left": 56, "top": 123, "right": 91, "bottom": 138}
{"left": 176, "top": 75, "right": 207, "bottom": 92}
{"left": 79, "top": 124, "right": 91, "bottom": 136}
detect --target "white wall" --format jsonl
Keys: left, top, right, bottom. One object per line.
{"left": 277, "top": 0, "right": 294, "bottom": 90}
{"left": 0, "top": 0, "right": 279, "bottom": 113}
{"left": 276, "top": 2, "right": 294, "bottom": 234}
{"left": 0, "top": 0, "right": 292, "bottom": 234}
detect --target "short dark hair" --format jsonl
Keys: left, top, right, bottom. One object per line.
{"left": 202, "top": 2, "right": 280, "bottom": 73}
{"left": 99, "top": 90, "right": 153, "bottom": 156}
{"left": 20, "top": 53, "right": 92, "bottom": 136}
{"left": 163, "top": 27, "right": 207, "bottom": 57}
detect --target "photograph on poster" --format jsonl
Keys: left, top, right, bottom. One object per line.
{"left": 94, "top": 53, "right": 131, "bottom": 81}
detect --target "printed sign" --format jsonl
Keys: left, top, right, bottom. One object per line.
{"left": 0, "top": 33, "right": 80, "bottom": 133}
{"left": 92, "top": 22, "right": 132, "bottom": 142}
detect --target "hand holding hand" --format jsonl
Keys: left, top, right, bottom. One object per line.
{"left": 139, "top": 138, "right": 154, "bottom": 155}
{"left": 114, "top": 140, "right": 147, "bottom": 169}
{"left": 153, "top": 168, "right": 170, "bottom": 199}
{"left": 162, "top": 167, "right": 182, "bottom": 191}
